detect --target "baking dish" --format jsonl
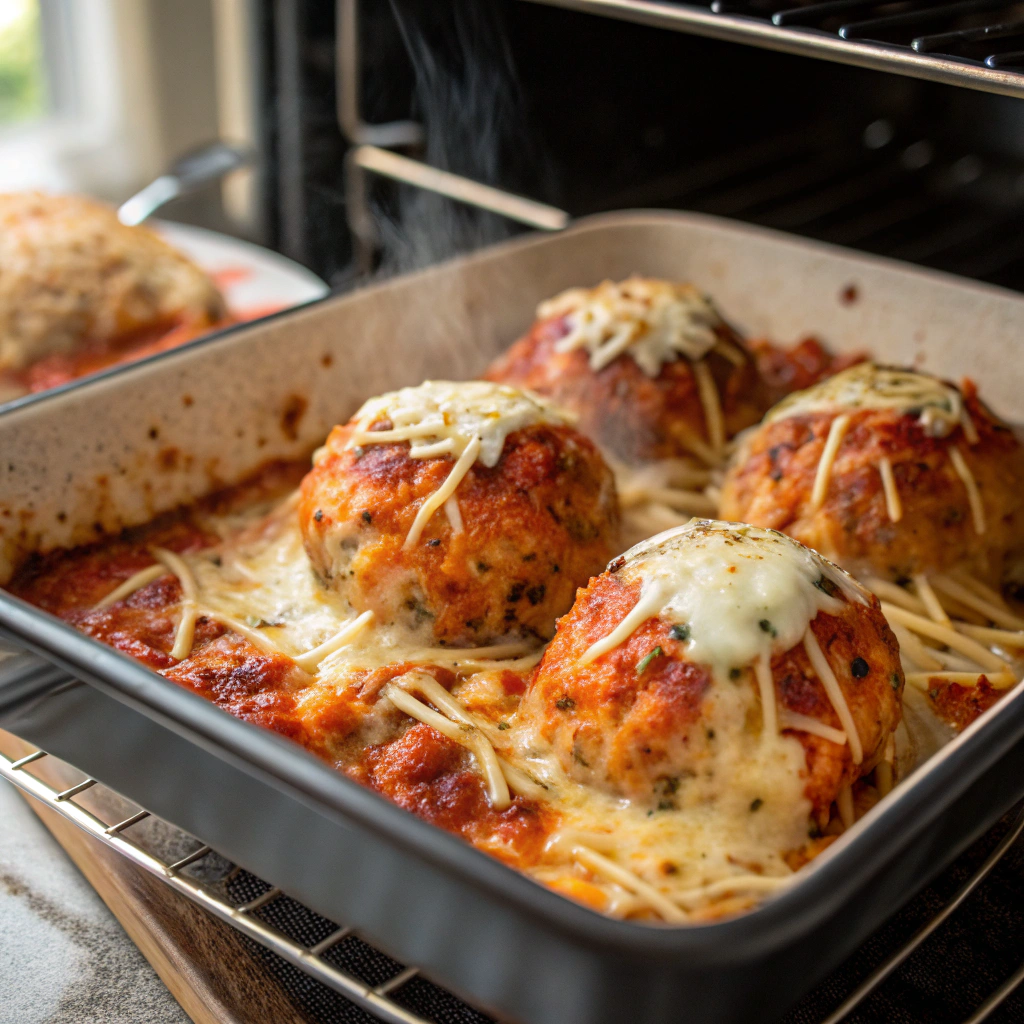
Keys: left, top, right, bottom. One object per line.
{"left": 2, "top": 211, "right": 1024, "bottom": 1024}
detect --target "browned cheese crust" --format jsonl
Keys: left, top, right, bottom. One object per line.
{"left": 518, "top": 571, "right": 902, "bottom": 828}
{"left": 719, "top": 386, "right": 1024, "bottom": 583}
{"left": 484, "top": 311, "right": 768, "bottom": 465}
{"left": 299, "top": 421, "right": 620, "bottom": 645}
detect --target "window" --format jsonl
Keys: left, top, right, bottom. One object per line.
{"left": 0, "top": 0, "right": 44, "bottom": 127}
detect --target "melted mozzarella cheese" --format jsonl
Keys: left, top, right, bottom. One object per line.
{"left": 347, "top": 379, "right": 573, "bottom": 467}
{"left": 511, "top": 676, "right": 810, "bottom": 908}
{"left": 169, "top": 502, "right": 848, "bottom": 922}
{"left": 582, "top": 519, "right": 868, "bottom": 680}
{"left": 766, "top": 362, "right": 965, "bottom": 438}
{"left": 537, "top": 277, "right": 723, "bottom": 377}
{"left": 191, "top": 509, "right": 360, "bottom": 658}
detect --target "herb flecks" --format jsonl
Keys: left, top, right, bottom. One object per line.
{"left": 636, "top": 646, "right": 664, "bottom": 675}
{"left": 759, "top": 619, "right": 777, "bottom": 638}
{"left": 572, "top": 747, "right": 591, "bottom": 768}
{"left": 750, "top": 798, "right": 763, "bottom": 812}
{"left": 813, "top": 574, "right": 840, "bottom": 598}
{"left": 555, "top": 695, "right": 576, "bottom": 711}
{"left": 653, "top": 776, "right": 680, "bottom": 811}
{"left": 669, "top": 623, "right": 690, "bottom": 642}
{"left": 891, "top": 672, "right": 902, "bottom": 691}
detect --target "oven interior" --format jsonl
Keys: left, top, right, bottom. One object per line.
{"left": 251, "top": 0, "right": 1024, "bottom": 293}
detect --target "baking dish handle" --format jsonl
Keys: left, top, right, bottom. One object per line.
{"left": 0, "top": 642, "right": 82, "bottom": 721}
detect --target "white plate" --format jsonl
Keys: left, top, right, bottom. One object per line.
{"left": 155, "top": 221, "right": 330, "bottom": 323}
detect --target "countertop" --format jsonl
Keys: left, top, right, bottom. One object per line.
{"left": 0, "top": 778, "right": 187, "bottom": 1024}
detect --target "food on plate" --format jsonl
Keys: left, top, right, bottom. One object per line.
{"left": 0, "top": 192, "right": 228, "bottom": 397}
{"left": 298, "top": 380, "right": 619, "bottom": 645}
{"left": 720, "top": 362, "right": 1024, "bottom": 728}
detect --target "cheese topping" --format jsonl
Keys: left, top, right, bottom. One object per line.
{"left": 537, "top": 277, "right": 723, "bottom": 377}
{"left": 766, "top": 362, "right": 965, "bottom": 437}
{"left": 516, "top": 682, "right": 811, "bottom": 914}
{"left": 582, "top": 520, "right": 868, "bottom": 681}
{"left": 347, "top": 380, "right": 572, "bottom": 468}
{"left": 81, "top": 490, "right": 916, "bottom": 924}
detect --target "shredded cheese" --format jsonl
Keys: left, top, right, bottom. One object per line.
{"left": 957, "top": 623, "right": 1024, "bottom": 649}
{"left": 802, "top": 630, "right": 864, "bottom": 764}
{"left": 713, "top": 338, "right": 746, "bottom": 367}
{"left": 948, "top": 446, "right": 986, "bottom": 535}
{"left": 692, "top": 359, "right": 725, "bottom": 456}
{"left": 293, "top": 610, "right": 375, "bottom": 673}
{"left": 889, "top": 623, "right": 944, "bottom": 672}
{"left": 671, "top": 873, "right": 792, "bottom": 908}
{"left": 810, "top": 414, "right": 850, "bottom": 511}
{"left": 203, "top": 610, "right": 289, "bottom": 658}
{"left": 566, "top": 843, "right": 689, "bottom": 923}
{"left": 404, "top": 435, "right": 481, "bottom": 548}
{"left": 582, "top": 520, "right": 866, "bottom": 678}
{"left": 151, "top": 547, "right": 199, "bottom": 661}
{"left": 879, "top": 602, "right": 1009, "bottom": 673}
{"left": 346, "top": 381, "right": 570, "bottom": 548}
{"left": 94, "top": 564, "right": 167, "bottom": 610}
{"left": 444, "top": 494, "right": 464, "bottom": 534}
{"left": 767, "top": 362, "right": 966, "bottom": 438}
{"left": 385, "top": 672, "right": 511, "bottom": 809}
{"left": 386, "top": 674, "right": 547, "bottom": 800}
{"left": 930, "top": 574, "right": 1024, "bottom": 631}
{"left": 877, "top": 457, "right": 902, "bottom": 523}
{"left": 538, "top": 277, "right": 724, "bottom": 377}
{"left": 949, "top": 570, "right": 1011, "bottom": 612}
{"left": 913, "top": 574, "right": 951, "bottom": 627}
{"left": 778, "top": 709, "right": 848, "bottom": 746}
{"left": 960, "top": 407, "right": 979, "bottom": 445}
{"left": 619, "top": 484, "right": 717, "bottom": 516}
{"left": 864, "top": 577, "right": 928, "bottom": 616}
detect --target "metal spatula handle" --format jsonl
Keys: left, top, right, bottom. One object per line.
{"left": 117, "top": 140, "right": 254, "bottom": 227}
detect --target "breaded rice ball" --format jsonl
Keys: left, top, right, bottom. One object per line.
{"left": 299, "top": 381, "right": 619, "bottom": 646}
{"left": 518, "top": 520, "right": 902, "bottom": 829}
{"left": 720, "top": 363, "right": 1024, "bottom": 584}
{"left": 484, "top": 277, "right": 768, "bottom": 466}
{"left": 0, "top": 192, "right": 226, "bottom": 371}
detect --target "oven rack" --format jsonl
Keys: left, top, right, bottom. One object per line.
{"left": 520, "top": 0, "right": 1024, "bottom": 98}
{"left": 335, "top": 1, "right": 1024, "bottom": 292}
{"left": 3, "top": 740, "right": 1024, "bottom": 1024}
{"left": 0, "top": 742, "right": 471, "bottom": 1024}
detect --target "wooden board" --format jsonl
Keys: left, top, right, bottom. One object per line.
{"left": 2, "top": 730, "right": 306, "bottom": 1024}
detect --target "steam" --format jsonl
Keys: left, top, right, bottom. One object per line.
{"left": 373, "top": 0, "right": 555, "bottom": 274}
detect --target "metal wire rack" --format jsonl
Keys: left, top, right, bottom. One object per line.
{"left": 0, "top": 742, "right": 485, "bottom": 1024}
{"left": 3, "top": 737, "right": 1024, "bottom": 1024}
{"left": 519, "top": 0, "right": 1024, "bottom": 98}
{"left": 334, "top": 1, "right": 1024, "bottom": 293}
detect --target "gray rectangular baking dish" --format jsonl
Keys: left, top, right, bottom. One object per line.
{"left": 2, "top": 211, "right": 1024, "bottom": 1024}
